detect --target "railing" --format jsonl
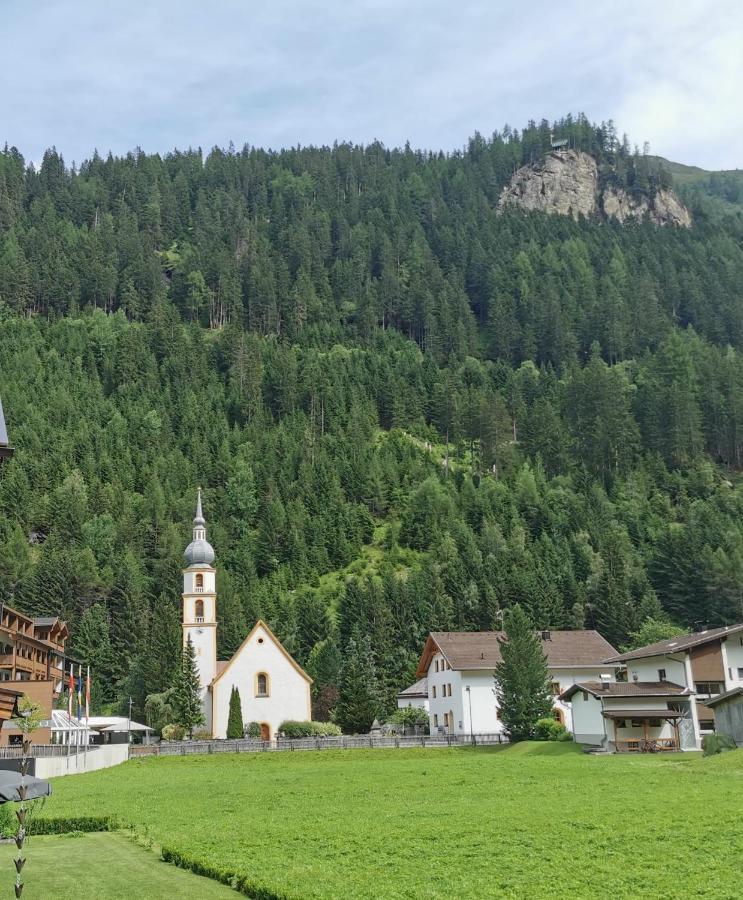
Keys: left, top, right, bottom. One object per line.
{"left": 194, "top": 617, "right": 204, "bottom": 623}
{"left": 129, "top": 732, "right": 509, "bottom": 758}
{"left": 615, "top": 738, "right": 678, "bottom": 753}
{"left": 194, "top": 587, "right": 204, "bottom": 593}
{"left": 0, "top": 744, "right": 100, "bottom": 759}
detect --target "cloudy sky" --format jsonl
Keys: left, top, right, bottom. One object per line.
{"left": 2, "top": 0, "right": 742, "bottom": 169}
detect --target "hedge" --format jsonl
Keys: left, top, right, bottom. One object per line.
{"left": 161, "top": 846, "right": 289, "bottom": 899}
{"left": 27, "top": 816, "right": 116, "bottom": 835}
{"left": 277, "top": 720, "right": 341, "bottom": 738}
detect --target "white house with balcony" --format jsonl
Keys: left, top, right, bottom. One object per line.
{"left": 182, "top": 490, "right": 311, "bottom": 740}
{"left": 405, "top": 629, "right": 619, "bottom": 737}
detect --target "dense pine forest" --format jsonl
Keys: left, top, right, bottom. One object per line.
{"left": 2, "top": 114, "right": 743, "bottom": 720}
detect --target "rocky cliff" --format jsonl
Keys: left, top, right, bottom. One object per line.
{"left": 498, "top": 150, "right": 691, "bottom": 227}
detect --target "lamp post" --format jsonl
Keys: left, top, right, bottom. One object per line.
{"left": 465, "top": 685, "right": 474, "bottom": 745}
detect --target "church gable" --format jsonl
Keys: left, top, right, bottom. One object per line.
{"left": 212, "top": 619, "right": 312, "bottom": 687}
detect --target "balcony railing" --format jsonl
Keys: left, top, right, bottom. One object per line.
{"left": 194, "top": 587, "right": 204, "bottom": 593}
{"left": 195, "top": 617, "right": 204, "bottom": 624}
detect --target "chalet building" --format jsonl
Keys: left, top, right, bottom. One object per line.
{"left": 561, "top": 624, "right": 743, "bottom": 752}
{"left": 0, "top": 607, "right": 69, "bottom": 745}
{"left": 396, "top": 677, "right": 428, "bottom": 712}
{"left": 182, "top": 491, "right": 311, "bottom": 740}
{"left": 406, "top": 630, "right": 619, "bottom": 736}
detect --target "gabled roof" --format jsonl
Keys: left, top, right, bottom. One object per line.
{"left": 704, "top": 686, "right": 743, "bottom": 708}
{"left": 211, "top": 619, "right": 312, "bottom": 686}
{"left": 415, "top": 630, "right": 618, "bottom": 678}
{"left": 606, "top": 624, "right": 743, "bottom": 662}
{"left": 397, "top": 677, "right": 428, "bottom": 699}
{"left": 560, "top": 681, "right": 691, "bottom": 701}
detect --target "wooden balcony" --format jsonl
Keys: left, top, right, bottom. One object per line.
{"left": 616, "top": 738, "right": 679, "bottom": 753}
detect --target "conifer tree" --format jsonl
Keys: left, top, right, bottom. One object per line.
{"left": 335, "top": 637, "right": 381, "bottom": 734}
{"left": 172, "top": 636, "right": 204, "bottom": 738}
{"left": 495, "top": 604, "right": 552, "bottom": 741}
{"left": 226, "top": 686, "right": 244, "bottom": 739}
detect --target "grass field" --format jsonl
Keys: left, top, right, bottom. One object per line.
{"left": 39, "top": 744, "right": 743, "bottom": 899}
{"left": 0, "top": 832, "right": 236, "bottom": 899}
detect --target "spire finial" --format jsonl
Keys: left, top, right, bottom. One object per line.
{"left": 194, "top": 487, "right": 205, "bottom": 526}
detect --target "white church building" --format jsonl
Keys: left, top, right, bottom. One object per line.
{"left": 182, "top": 490, "right": 312, "bottom": 740}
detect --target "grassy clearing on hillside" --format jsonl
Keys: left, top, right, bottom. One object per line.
{"left": 0, "top": 832, "right": 236, "bottom": 899}
{"left": 42, "top": 744, "right": 743, "bottom": 899}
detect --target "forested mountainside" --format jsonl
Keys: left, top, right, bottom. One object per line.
{"left": 2, "top": 114, "right": 743, "bottom": 718}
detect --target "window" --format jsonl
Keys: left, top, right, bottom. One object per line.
{"left": 195, "top": 599, "right": 204, "bottom": 623}
{"left": 256, "top": 672, "right": 269, "bottom": 697}
{"left": 435, "top": 660, "right": 439, "bottom": 673}
{"left": 433, "top": 714, "right": 439, "bottom": 728}
{"left": 551, "top": 682, "right": 561, "bottom": 696}
{"left": 738, "top": 668, "right": 743, "bottom": 680}
{"left": 432, "top": 686, "right": 437, "bottom": 699}
{"left": 553, "top": 709, "right": 564, "bottom": 725}
{"left": 695, "top": 682, "right": 723, "bottom": 695}
{"left": 657, "top": 669, "right": 666, "bottom": 681}
{"left": 582, "top": 691, "right": 589, "bottom": 701}
{"left": 195, "top": 573, "right": 204, "bottom": 592}
{"left": 631, "top": 719, "right": 643, "bottom": 728}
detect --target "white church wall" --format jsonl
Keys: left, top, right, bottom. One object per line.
{"left": 212, "top": 623, "right": 311, "bottom": 740}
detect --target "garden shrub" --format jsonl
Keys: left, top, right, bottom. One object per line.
{"left": 534, "top": 718, "right": 569, "bottom": 741}
{"left": 278, "top": 720, "right": 342, "bottom": 738}
{"left": 27, "top": 816, "right": 115, "bottom": 835}
{"left": 387, "top": 707, "right": 429, "bottom": 730}
{"left": 162, "top": 723, "right": 186, "bottom": 742}
{"left": 0, "top": 803, "right": 15, "bottom": 838}
{"left": 702, "top": 733, "right": 738, "bottom": 756}
{"left": 246, "top": 722, "right": 262, "bottom": 739}
{"left": 191, "top": 727, "right": 212, "bottom": 741}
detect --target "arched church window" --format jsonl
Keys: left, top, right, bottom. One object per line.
{"left": 195, "top": 573, "right": 204, "bottom": 591}
{"left": 256, "top": 672, "right": 269, "bottom": 697}
{"left": 195, "top": 599, "right": 204, "bottom": 622}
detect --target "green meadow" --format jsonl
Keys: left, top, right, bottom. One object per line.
{"left": 39, "top": 744, "right": 743, "bottom": 899}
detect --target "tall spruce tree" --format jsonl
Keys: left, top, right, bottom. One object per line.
{"left": 495, "top": 605, "right": 552, "bottom": 741}
{"left": 172, "top": 636, "right": 204, "bottom": 738}
{"left": 226, "top": 686, "right": 244, "bottom": 739}
{"left": 335, "top": 637, "right": 381, "bottom": 734}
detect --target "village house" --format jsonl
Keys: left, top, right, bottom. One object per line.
{"left": 560, "top": 624, "right": 743, "bottom": 751}
{"left": 182, "top": 491, "right": 311, "bottom": 740}
{"left": 396, "top": 677, "right": 429, "bottom": 712}
{"left": 404, "top": 629, "right": 619, "bottom": 736}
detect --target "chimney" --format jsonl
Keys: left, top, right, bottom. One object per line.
{"left": 541, "top": 630, "right": 552, "bottom": 642}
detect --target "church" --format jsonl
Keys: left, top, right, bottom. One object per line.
{"left": 182, "top": 490, "right": 312, "bottom": 740}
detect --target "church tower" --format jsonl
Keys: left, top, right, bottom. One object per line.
{"left": 182, "top": 488, "right": 217, "bottom": 732}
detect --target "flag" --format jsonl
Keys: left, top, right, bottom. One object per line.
{"left": 76, "top": 665, "right": 82, "bottom": 721}
{"left": 68, "top": 665, "right": 74, "bottom": 718}
{"left": 85, "top": 666, "right": 91, "bottom": 723}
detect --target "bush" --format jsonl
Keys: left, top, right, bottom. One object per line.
{"left": 191, "top": 727, "right": 212, "bottom": 741}
{"left": 246, "top": 722, "right": 262, "bottom": 739}
{"left": 702, "top": 733, "right": 738, "bottom": 756}
{"left": 28, "top": 816, "right": 115, "bottom": 835}
{"left": 534, "top": 717, "right": 569, "bottom": 742}
{"left": 161, "top": 723, "right": 186, "bottom": 742}
{"left": 278, "top": 720, "right": 342, "bottom": 738}
{"left": 0, "top": 803, "right": 14, "bottom": 838}
{"left": 387, "top": 707, "right": 429, "bottom": 729}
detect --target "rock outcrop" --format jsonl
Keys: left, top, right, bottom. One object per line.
{"left": 601, "top": 187, "right": 692, "bottom": 228}
{"left": 498, "top": 150, "right": 691, "bottom": 227}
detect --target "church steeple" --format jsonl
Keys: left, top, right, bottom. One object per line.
{"left": 184, "top": 487, "right": 215, "bottom": 566}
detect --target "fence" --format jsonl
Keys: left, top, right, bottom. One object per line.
{"left": 0, "top": 744, "right": 97, "bottom": 759}
{"left": 129, "top": 732, "right": 508, "bottom": 758}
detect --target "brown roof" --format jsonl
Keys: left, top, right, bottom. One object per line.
{"left": 607, "top": 624, "right": 743, "bottom": 662}
{"left": 601, "top": 709, "right": 687, "bottom": 719}
{"left": 415, "top": 630, "right": 618, "bottom": 678}
{"left": 397, "top": 677, "right": 428, "bottom": 698}
{"left": 560, "top": 681, "right": 691, "bottom": 701}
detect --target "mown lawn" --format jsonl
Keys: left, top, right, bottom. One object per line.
{"left": 0, "top": 832, "right": 236, "bottom": 899}
{"left": 41, "top": 744, "right": 743, "bottom": 899}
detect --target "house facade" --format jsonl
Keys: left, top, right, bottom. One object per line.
{"left": 396, "top": 677, "right": 428, "bottom": 712}
{"left": 561, "top": 681, "right": 696, "bottom": 751}
{"left": 182, "top": 490, "right": 311, "bottom": 740}
{"left": 705, "top": 687, "right": 743, "bottom": 746}
{"left": 409, "top": 630, "right": 619, "bottom": 736}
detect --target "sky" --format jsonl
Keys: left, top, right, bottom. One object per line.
{"left": 2, "top": 0, "right": 742, "bottom": 170}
